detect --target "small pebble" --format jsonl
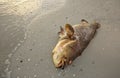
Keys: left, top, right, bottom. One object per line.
{"left": 16, "top": 58, "right": 19, "bottom": 61}
{"left": 40, "top": 58, "right": 43, "bottom": 61}
{"left": 20, "top": 60, "right": 23, "bottom": 63}
{"left": 14, "top": 46, "right": 18, "bottom": 51}
{"left": 17, "top": 68, "right": 21, "bottom": 70}
{"left": 17, "top": 76, "right": 20, "bottom": 78}
{"left": 5, "top": 59, "right": 10, "bottom": 64}
{"left": 35, "top": 64, "right": 38, "bottom": 66}
{"left": 28, "top": 59, "right": 31, "bottom": 62}
{"left": 73, "top": 74, "right": 76, "bottom": 77}
{"left": 17, "top": 43, "right": 21, "bottom": 46}
{"left": 30, "top": 49, "right": 32, "bottom": 51}
{"left": 4, "top": 68, "right": 9, "bottom": 72}
{"left": 8, "top": 53, "right": 12, "bottom": 58}
{"left": 80, "top": 68, "right": 83, "bottom": 72}
{"left": 34, "top": 75, "right": 37, "bottom": 78}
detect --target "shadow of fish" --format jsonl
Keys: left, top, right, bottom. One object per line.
{"left": 52, "top": 19, "right": 100, "bottom": 69}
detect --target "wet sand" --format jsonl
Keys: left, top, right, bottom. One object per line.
{"left": 0, "top": 0, "right": 120, "bottom": 78}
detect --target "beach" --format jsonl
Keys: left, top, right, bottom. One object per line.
{"left": 0, "top": 0, "right": 120, "bottom": 78}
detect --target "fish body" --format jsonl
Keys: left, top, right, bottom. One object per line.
{"left": 52, "top": 19, "right": 100, "bottom": 68}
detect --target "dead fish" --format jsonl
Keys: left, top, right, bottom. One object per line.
{"left": 52, "top": 19, "right": 100, "bottom": 69}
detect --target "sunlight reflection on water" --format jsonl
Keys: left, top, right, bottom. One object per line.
{"left": 0, "top": 0, "right": 66, "bottom": 16}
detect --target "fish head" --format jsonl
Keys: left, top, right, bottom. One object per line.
{"left": 52, "top": 24, "right": 78, "bottom": 69}
{"left": 52, "top": 39, "right": 77, "bottom": 69}
{"left": 52, "top": 19, "right": 100, "bottom": 69}
{"left": 52, "top": 49, "right": 66, "bottom": 68}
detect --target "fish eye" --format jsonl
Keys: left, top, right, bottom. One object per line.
{"left": 52, "top": 51, "right": 57, "bottom": 55}
{"left": 52, "top": 52, "right": 54, "bottom": 55}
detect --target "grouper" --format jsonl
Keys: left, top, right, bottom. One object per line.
{"left": 52, "top": 19, "right": 100, "bottom": 69}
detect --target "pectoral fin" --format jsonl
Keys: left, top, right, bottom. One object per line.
{"left": 65, "top": 24, "right": 74, "bottom": 38}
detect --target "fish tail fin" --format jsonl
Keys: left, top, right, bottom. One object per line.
{"left": 91, "top": 22, "right": 101, "bottom": 29}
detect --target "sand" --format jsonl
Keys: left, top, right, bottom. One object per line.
{"left": 0, "top": 0, "right": 120, "bottom": 78}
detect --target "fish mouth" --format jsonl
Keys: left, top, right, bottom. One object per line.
{"left": 58, "top": 60, "right": 66, "bottom": 69}
{"left": 52, "top": 53, "right": 66, "bottom": 69}
{"left": 59, "top": 65, "right": 65, "bottom": 69}
{"left": 54, "top": 59, "right": 66, "bottom": 69}
{"left": 52, "top": 52, "right": 67, "bottom": 69}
